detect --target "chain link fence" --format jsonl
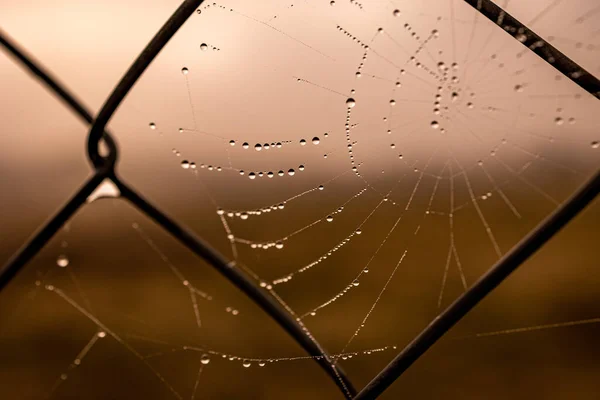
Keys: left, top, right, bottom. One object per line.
{"left": 1, "top": 0, "right": 598, "bottom": 398}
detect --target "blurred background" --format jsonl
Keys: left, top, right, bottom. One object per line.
{"left": 1, "top": 0, "right": 599, "bottom": 398}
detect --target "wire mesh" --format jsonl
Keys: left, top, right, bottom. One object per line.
{"left": 1, "top": 0, "right": 599, "bottom": 398}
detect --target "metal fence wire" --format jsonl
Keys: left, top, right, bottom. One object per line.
{"left": 1, "top": 0, "right": 599, "bottom": 398}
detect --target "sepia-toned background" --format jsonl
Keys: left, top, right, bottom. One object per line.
{"left": 1, "top": 0, "right": 599, "bottom": 399}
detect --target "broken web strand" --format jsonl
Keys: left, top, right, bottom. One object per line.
{"left": 130, "top": 221, "right": 245, "bottom": 321}
{"left": 455, "top": 317, "right": 600, "bottom": 340}
{"left": 47, "top": 330, "right": 105, "bottom": 398}
{"left": 45, "top": 286, "right": 183, "bottom": 399}
{"left": 190, "top": 363, "right": 204, "bottom": 400}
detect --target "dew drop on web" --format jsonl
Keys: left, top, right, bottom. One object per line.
{"left": 56, "top": 255, "right": 69, "bottom": 268}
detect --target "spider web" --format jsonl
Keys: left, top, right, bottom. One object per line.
{"left": 1, "top": 0, "right": 599, "bottom": 399}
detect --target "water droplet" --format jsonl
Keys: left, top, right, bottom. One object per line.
{"left": 326, "top": 216, "right": 333, "bottom": 222}
{"left": 201, "top": 354, "right": 211, "bottom": 365}
{"left": 87, "top": 179, "right": 120, "bottom": 202}
{"left": 330, "top": 0, "right": 335, "bottom": 5}
{"left": 514, "top": 84, "right": 523, "bottom": 93}
{"left": 56, "top": 255, "right": 69, "bottom": 268}
{"left": 255, "top": 143, "right": 262, "bottom": 151}
{"left": 200, "top": 43, "right": 208, "bottom": 51}
{"left": 240, "top": 212, "right": 249, "bottom": 220}
{"left": 288, "top": 169, "right": 295, "bottom": 176}
{"left": 555, "top": 117, "right": 564, "bottom": 126}
{"left": 389, "top": 99, "right": 396, "bottom": 106}
{"left": 97, "top": 331, "right": 106, "bottom": 338}
{"left": 300, "top": 139, "right": 306, "bottom": 145}
{"left": 346, "top": 98, "right": 356, "bottom": 108}
{"left": 356, "top": 229, "right": 362, "bottom": 235}
{"left": 249, "top": 172, "right": 256, "bottom": 180}
{"left": 393, "top": 9, "right": 400, "bottom": 16}
{"left": 258, "top": 362, "right": 266, "bottom": 367}
{"left": 181, "top": 67, "right": 189, "bottom": 75}
{"left": 229, "top": 140, "right": 235, "bottom": 146}
{"left": 181, "top": 160, "right": 191, "bottom": 169}
{"left": 318, "top": 185, "right": 324, "bottom": 190}
{"left": 431, "top": 121, "right": 439, "bottom": 129}
{"left": 275, "top": 241, "right": 284, "bottom": 249}
{"left": 312, "top": 137, "right": 320, "bottom": 145}
{"left": 149, "top": 122, "right": 156, "bottom": 130}
{"left": 243, "top": 360, "right": 251, "bottom": 368}
{"left": 298, "top": 165, "right": 305, "bottom": 172}
{"left": 242, "top": 142, "right": 249, "bottom": 149}
{"left": 591, "top": 141, "right": 599, "bottom": 149}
